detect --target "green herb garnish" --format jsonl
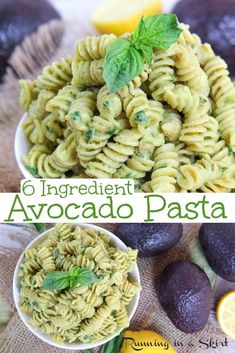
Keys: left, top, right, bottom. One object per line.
{"left": 103, "top": 100, "right": 110, "bottom": 109}
{"left": 220, "top": 167, "right": 228, "bottom": 175}
{"left": 204, "top": 136, "right": 212, "bottom": 140}
{"left": 71, "top": 111, "right": 81, "bottom": 121}
{"left": 104, "top": 14, "right": 182, "bottom": 93}
{"left": 107, "top": 127, "right": 118, "bottom": 136}
{"left": 101, "top": 332, "right": 124, "bottom": 353}
{"left": 122, "top": 173, "right": 133, "bottom": 179}
{"left": 33, "top": 223, "right": 45, "bottom": 233}
{"left": 158, "top": 163, "right": 168, "bottom": 169}
{"left": 199, "top": 97, "right": 207, "bottom": 105}
{"left": 41, "top": 267, "right": 99, "bottom": 291}
{"left": 53, "top": 248, "right": 60, "bottom": 259}
{"left": 26, "top": 165, "right": 39, "bottom": 177}
{"left": 228, "top": 146, "right": 233, "bottom": 155}
{"left": 85, "top": 129, "right": 94, "bottom": 142}
{"left": 135, "top": 111, "right": 148, "bottom": 124}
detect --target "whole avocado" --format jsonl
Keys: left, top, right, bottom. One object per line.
{"left": 0, "top": 0, "right": 60, "bottom": 80}
{"left": 173, "top": 0, "right": 235, "bottom": 75}
{"left": 199, "top": 223, "right": 235, "bottom": 282}
{"left": 115, "top": 223, "right": 183, "bottom": 257}
{"left": 159, "top": 261, "right": 212, "bottom": 333}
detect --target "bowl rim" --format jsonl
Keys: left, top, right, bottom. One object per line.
{"left": 15, "top": 112, "right": 34, "bottom": 179}
{"left": 13, "top": 223, "right": 141, "bottom": 350}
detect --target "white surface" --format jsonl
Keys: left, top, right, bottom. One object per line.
{"left": 13, "top": 223, "right": 141, "bottom": 350}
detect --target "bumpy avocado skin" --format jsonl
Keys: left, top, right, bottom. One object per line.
{"left": 0, "top": 0, "right": 60, "bottom": 80}
{"left": 199, "top": 223, "right": 235, "bottom": 282}
{"left": 173, "top": 0, "right": 235, "bottom": 76}
{"left": 159, "top": 261, "right": 212, "bottom": 333}
{"left": 115, "top": 223, "right": 183, "bottom": 257}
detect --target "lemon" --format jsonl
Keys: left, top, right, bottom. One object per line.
{"left": 216, "top": 290, "right": 235, "bottom": 339}
{"left": 91, "top": 0, "right": 163, "bottom": 36}
{"left": 121, "top": 330, "right": 176, "bottom": 353}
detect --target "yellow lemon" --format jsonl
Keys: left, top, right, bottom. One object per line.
{"left": 121, "top": 330, "right": 176, "bottom": 353}
{"left": 216, "top": 290, "right": 235, "bottom": 339}
{"left": 91, "top": 0, "right": 163, "bottom": 36}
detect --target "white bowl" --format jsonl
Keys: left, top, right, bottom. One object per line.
{"left": 15, "top": 113, "right": 34, "bottom": 179}
{"left": 13, "top": 223, "right": 141, "bottom": 350}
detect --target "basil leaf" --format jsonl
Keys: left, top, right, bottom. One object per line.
{"left": 41, "top": 271, "right": 69, "bottom": 291}
{"left": 131, "top": 17, "right": 146, "bottom": 45}
{"left": 76, "top": 267, "right": 99, "bottom": 286}
{"left": 138, "top": 44, "right": 153, "bottom": 65}
{"left": 41, "top": 267, "right": 99, "bottom": 291}
{"left": 220, "top": 167, "right": 228, "bottom": 175}
{"left": 71, "top": 111, "right": 81, "bottom": 121}
{"left": 188, "top": 237, "right": 217, "bottom": 289}
{"left": 143, "top": 14, "right": 182, "bottom": 50}
{"left": 26, "top": 165, "right": 39, "bottom": 177}
{"left": 34, "top": 223, "right": 45, "bottom": 233}
{"left": 101, "top": 332, "right": 124, "bottom": 353}
{"left": 104, "top": 14, "right": 182, "bottom": 92}
{"left": 104, "top": 38, "right": 144, "bottom": 93}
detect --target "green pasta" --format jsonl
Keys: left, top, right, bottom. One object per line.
{"left": 19, "top": 26, "right": 235, "bottom": 192}
{"left": 19, "top": 224, "right": 140, "bottom": 344}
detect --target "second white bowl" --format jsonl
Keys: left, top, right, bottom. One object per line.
{"left": 13, "top": 223, "right": 141, "bottom": 350}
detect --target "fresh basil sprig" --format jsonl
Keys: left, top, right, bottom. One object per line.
{"left": 104, "top": 14, "right": 182, "bottom": 93}
{"left": 33, "top": 223, "right": 45, "bottom": 233}
{"left": 101, "top": 332, "right": 124, "bottom": 353}
{"left": 41, "top": 267, "right": 99, "bottom": 291}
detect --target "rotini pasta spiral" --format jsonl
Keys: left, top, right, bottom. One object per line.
{"left": 72, "top": 59, "right": 105, "bottom": 87}
{"left": 86, "top": 129, "right": 143, "bottom": 178}
{"left": 114, "top": 101, "right": 164, "bottom": 180}
{"left": 35, "top": 56, "right": 73, "bottom": 91}
{"left": 97, "top": 85, "right": 122, "bottom": 118}
{"left": 173, "top": 44, "right": 210, "bottom": 96}
{"left": 76, "top": 114, "right": 120, "bottom": 167}
{"left": 66, "top": 88, "right": 98, "bottom": 133}
{"left": 41, "top": 114, "right": 65, "bottom": 143}
{"left": 161, "top": 108, "right": 182, "bottom": 142}
{"left": 164, "top": 85, "right": 219, "bottom": 154}
{"left": 74, "top": 34, "right": 117, "bottom": 61}
{"left": 202, "top": 46, "right": 235, "bottom": 106}
{"left": 23, "top": 135, "right": 78, "bottom": 178}
{"left": 46, "top": 85, "right": 79, "bottom": 121}
{"left": 19, "top": 79, "right": 36, "bottom": 110}
{"left": 151, "top": 143, "right": 179, "bottom": 193}
{"left": 122, "top": 88, "right": 150, "bottom": 132}
{"left": 177, "top": 157, "right": 218, "bottom": 191}
{"left": 149, "top": 47, "right": 176, "bottom": 101}
{"left": 214, "top": 103, "right": 235, "bottom": 150}
{"left": 23, "top": 117, "right": 47, "bottom": 145}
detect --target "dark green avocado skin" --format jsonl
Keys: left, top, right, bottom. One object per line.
{"left": 115, "top": 223, "right": 183, "bottom": 257}
{"left": 0, "top": 0, "right": 60, "bottom": 80}
{"left": 173, "top": 0, "right": 235, "bottom": 76}
{"left": 199, "top": 223, "right": 235, "bottom": 282}
{"left": 159, "top": 261, "right": 212, "bottom": 333}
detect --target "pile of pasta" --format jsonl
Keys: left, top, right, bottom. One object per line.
{"left": 19, "top": 224, "right": 140, "bottom": 344}
{"left": 20, "top": 24, "right": 235, "bottom": 192}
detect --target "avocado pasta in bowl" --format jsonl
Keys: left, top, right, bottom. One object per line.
{"left": 15, "top": 14, "right": 235, "bottom": 192}
{"left": 13, "top": 223, "right": 141, "bottom": 349}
